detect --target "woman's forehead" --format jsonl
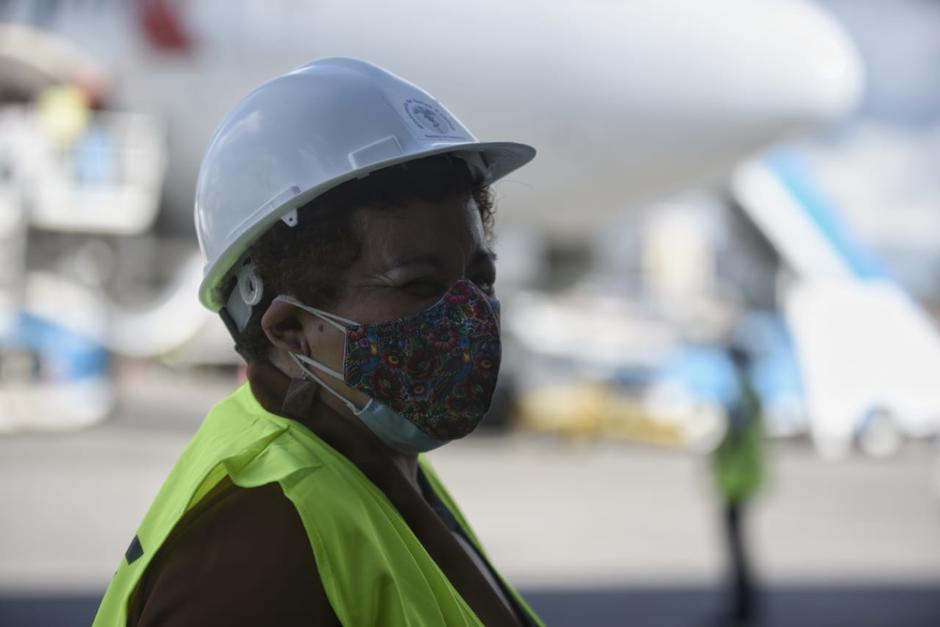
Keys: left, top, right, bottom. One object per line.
{"left": 359, "top": 197, "right": 487, "bottom": 266}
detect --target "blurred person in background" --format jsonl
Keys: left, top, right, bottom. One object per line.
{"left": 93, "top": 58, "right": 543, "bottom": 627}
{"left": 712, "top": 345, "right": 766, "bottom": 626}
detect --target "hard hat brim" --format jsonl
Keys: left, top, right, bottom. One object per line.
{"left": 199, "top": 140, "right": 536, "bottom": 312}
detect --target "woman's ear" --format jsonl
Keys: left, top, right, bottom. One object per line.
{"left": 262, "top": 297, "right": 347, "bottom": 374}
{"left": 261, "top": 299, "right": 308, "bottom": 355}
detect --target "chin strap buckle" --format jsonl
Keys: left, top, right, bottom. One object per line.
{"left": 220, "top": 259, "right": 263, "bottom": 338}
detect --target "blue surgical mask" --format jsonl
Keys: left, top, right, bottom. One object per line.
{"left": 356, "top": 400, "right": 449, "bottom": 455}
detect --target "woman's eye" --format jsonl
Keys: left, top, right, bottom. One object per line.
{"left": 402, "top": 279, "right": 446, "bottom": 297}
{"left": 472, "top": 277, "right": 495, "bottom": 295}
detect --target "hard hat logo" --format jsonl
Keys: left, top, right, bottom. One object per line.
{"left": 403, "top": 99, "right": 466, "bottom": 141}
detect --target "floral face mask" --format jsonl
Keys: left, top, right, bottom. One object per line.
{"left": 276, "top": 279, "right": 501, "bottom": 446}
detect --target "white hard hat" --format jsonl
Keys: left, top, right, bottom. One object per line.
{"left": 194, "top": 57, "right": 535, "bottom": 314}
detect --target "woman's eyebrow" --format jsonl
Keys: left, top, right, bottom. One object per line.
{"left": 388, "top": 254, "right": 445, "bottom": 269}
{"left": 471, "top": 249, "right": 497, "bottom": 265}
{"left": 389, "top": 248, "right": 495, "bottom": 269}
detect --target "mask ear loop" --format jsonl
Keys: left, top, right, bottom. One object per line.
{"left": 274, "top": 293, "right": 360, "bottom": 381}
{"left": 273, "top": 295, "right": 370, "bottom": 416}
{"left": 290, "top": 351, "right": 344, "bottom": 381}
{"left": 288, "top": 352, "right": 373, "bottom": 417}
{"left": 274, "top": 294, "right": 359, "bottom": 328}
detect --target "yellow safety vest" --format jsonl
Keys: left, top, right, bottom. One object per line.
{"left": 714, "top": 378, "right": 765, "bottom": 504}
{"left": 93, "top": 383, "right": 543, "bottom": 627}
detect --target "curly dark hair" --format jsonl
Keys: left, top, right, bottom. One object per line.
{"left": 228, "top": 154, "right": 494, "bottom": 362}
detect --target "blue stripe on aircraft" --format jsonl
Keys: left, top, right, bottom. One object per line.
{"left": 766, "top": 150, "right": 889, "bottom": 281}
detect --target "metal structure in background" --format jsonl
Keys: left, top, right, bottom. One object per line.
{"left": 0, "top": 24, "right": 169, "bottom": 432}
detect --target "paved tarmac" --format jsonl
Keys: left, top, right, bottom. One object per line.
{"left": 3, "top": 585, "right": 940, "bottom": 627}
{"left": 1, "top": 365, "right": 939, "bottom": 625}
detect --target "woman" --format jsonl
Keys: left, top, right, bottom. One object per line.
{"left": 93, "top": 58, "right": 543, "bottom": 626}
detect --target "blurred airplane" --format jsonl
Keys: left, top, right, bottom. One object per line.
{"left": 0, "top": 0, "right": 862, "bottom": 431}
{"left": 2, "top": 0, "right": 863, "bottom": 236}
